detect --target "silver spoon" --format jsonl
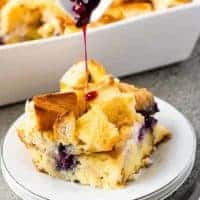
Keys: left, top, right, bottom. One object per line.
{"left": 56, "top": 0, "right": 112, "bottom": 23}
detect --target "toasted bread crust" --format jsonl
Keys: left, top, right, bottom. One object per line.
{"left": 33, "top": 92, "right": 77, "bottom": 112}
{"left": 33, "top": 92, "right": 78, "bottom": 131}
{"left": 118, "top": 82, "right": 154, "bottom": 111}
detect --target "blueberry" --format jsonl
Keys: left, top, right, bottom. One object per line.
{"left": 138, "top": 116, "right": 158, "bottom": 141}
{"left": 58, "top": 143, "right": 66, "bottom": 152}
{"left": 137, "top": 102, "right": 159, "bottom": 117}
{"left": 56, "top": 143, "right": 79, "bottom": 171}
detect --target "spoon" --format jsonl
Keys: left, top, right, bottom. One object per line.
{"left": 56, "top": 0, "right": 113, "bottom": 23}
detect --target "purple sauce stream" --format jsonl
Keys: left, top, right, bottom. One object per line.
{"left": 82, "top": 25, "right": 88, "bottom": 73}
{"left": 70, "top": 0, "right": 101, "bottom": 82}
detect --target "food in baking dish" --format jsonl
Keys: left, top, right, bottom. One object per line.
{"left": 17, "top": 60, "right": 171, "bottom": 188}
{"left": 0, "top": 0, "right": 191, "bottom": 44}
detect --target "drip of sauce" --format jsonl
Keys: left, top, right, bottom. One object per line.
{"left": 70, "top": 0, "right": 101, "bottom": 77}
{"left": 86, "top": 91, "right": 98, "bottom": 101}
{"left": 82, "top": 25, "right": 88, "bottom": 73}
{"left": 70, "top": 0, "right": 101, "bottom": 28}
{"left": 70, "top": 0, "right": 101, "bottom": 99}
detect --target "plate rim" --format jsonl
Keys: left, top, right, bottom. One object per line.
{"left": 0, "top": 97, "right": 197, "bottom": 200}
{"left": 1, "top": 151, "right": 195, "bottom": 200}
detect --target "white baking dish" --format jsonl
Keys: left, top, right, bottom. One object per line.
{"left": 0, "top": 1, "right": 200, "bottom": 106}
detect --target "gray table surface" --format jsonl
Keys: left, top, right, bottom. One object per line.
{"left": 1, "top": 38, "right": 200, "bottom": 200}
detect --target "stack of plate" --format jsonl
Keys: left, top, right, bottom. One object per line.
{"left": 1, "top": 98, "right": 196, "bottom": 200}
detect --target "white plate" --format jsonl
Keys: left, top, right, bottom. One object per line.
{"left": 1, "top": 143, "right": 195, "bottom": 200}
{"left": 0, "top": 98, "right": 196, "bottom": 200}
{"left": 1, "top": 148, "right": 195, "bottom": 200}
{"left": 143, "top": 147, "right": 196, "bottom": 200}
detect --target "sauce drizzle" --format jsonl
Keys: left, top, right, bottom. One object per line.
{"left": 70, "top": 0, "right": 101, "bottom": 76}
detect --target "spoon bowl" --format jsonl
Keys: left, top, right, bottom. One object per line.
{"left": 56, "top": 0, "right": 112, "bottom": 22}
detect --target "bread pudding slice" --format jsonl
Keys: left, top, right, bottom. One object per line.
{"left": 18, "top": 112, "right": 170, "bottom": 188}
{"left": 17, "top": 60, "right": 171, "bottom": 188}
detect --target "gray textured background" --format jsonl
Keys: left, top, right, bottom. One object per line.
{"left": 0, "top": 39, "right": 200, "bottom": 200}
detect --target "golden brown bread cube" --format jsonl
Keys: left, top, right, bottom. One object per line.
{"left": 0, "top": 0, "right": 7, "bottom": 9}
{"left": 60, "top": 60, "right": 107, "bottom": 91}
{"left": 60, "top": 61, "right": 88, "bottom": 90}
{"left": 121, "top": 2, "right": 153, "bottom": 18}
{"left": 87, "top": 60, "right": 107, "bottom": 83}
{"left": 76, "top": 105, "right": 120, "bottom": 152}
{"left": 60, "top": 60, "right": 155, "bottom": 114}
{"left": 33, "top": 92, "right": 77, "bottom": 131}
{"left": 118, "top": 82, "right": 154, "bottom": 111}
{"left": 152, "top": 0, "right": 191, "bottom": 9}
{"left": 99, "top": 93, "right": 136, "bottom": 127}
{"left": 53, "top": 111, "right": 77, "bottom": 145}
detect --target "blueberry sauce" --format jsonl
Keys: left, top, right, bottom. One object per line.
{"left": 70, "top": 0, "right": 101, "bottom": 28}
{"left": 86, "top": 90, "right": 98, "bottom": 101}
{"left": 138, "top": 116, "right": 157, "bottom": 141}
{"left": 82, "top": 25, "right": 88, "bottom": 73}
{"left": 55, "top": 143, "right": 79, "bottom": 171}
{"left": 70, "top": 0, "right": 101, "bottom": 81}
{"left": 137, "top": 102, "right": 159, "bottom": 117}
